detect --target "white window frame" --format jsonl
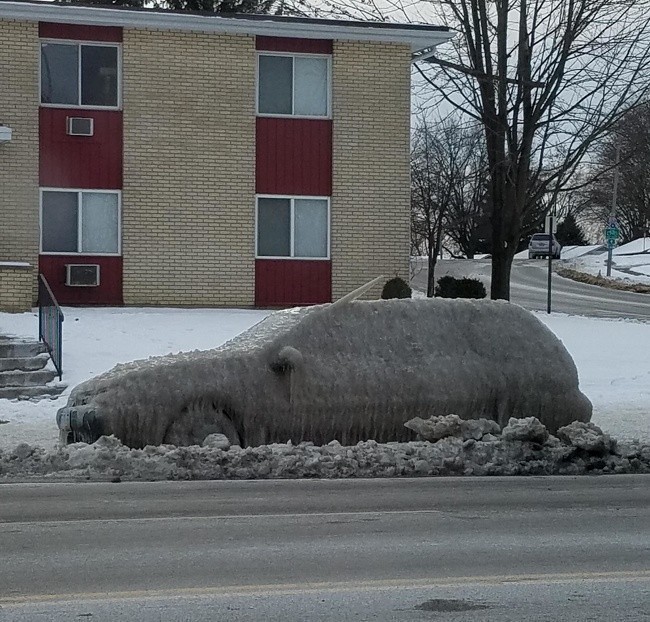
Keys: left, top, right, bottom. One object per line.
{"left": 255, "top": 194, "right": 331, "bottom": 260}
{"left": 39, "top": 188, "right": 122, "bottom": 256}
{"left": 39, "top": 39, "right": 122, "bottom": 111}
{"left": 256, "top": 52, "right": 332, "bottom": 120}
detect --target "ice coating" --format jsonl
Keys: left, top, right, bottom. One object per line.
{"left": 57, "top": 298, "right": 592, "bottom": 448}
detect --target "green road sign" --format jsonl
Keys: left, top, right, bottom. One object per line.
{"left": 605, "top": 227, "right": 619, "bottom": 241}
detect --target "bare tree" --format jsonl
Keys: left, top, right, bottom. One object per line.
{"left": 411, "top": 116, "right": 483, "bottom": 295}
{"left": 411, "top": 119, "right": 447, "bottom": 297}
{"left": 587, "top": 103, "right": 650, "bottom": 243}
{"left": 411, "top": 0, "right": 650, "bottom": 299}
{"left": 441, "top": 124, "right": 490, "bottom": 259}
{"left": 284, "top": 0, "right": 650, "bottom": 294}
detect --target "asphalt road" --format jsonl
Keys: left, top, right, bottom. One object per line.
{"left": 411, "top": 259, "right": 650, "bottom": 320}
{"left": 1, "top": 476, "right": 648, "bottom": 621}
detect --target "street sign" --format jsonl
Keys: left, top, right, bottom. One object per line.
{"left": 607, "top": 237, "right": 617, "bottom": 249}
{"left": 605, "top": 226, "right": 620, "bottom": 241}
{"left": 545, "top": 215, "right": 557, "bottom": 234}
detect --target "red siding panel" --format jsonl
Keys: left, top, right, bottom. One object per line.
{"left": 39, "top": 22, "right": 123, "bottom": 42}
{"left": 39, "top": 256, "right": 123, "bottom": 305}
{"left": 40, "top": 108, "right": 123, "bottom": 189}
{"left": 256, "top": 36, "right": 332, "bottom": 54}
{"left": 256, "top": 118, "right": 332, "bottom": 196}
{"left": 255, "top": 260, "right": 332, "bottom": 307}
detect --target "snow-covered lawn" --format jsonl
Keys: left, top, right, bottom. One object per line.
{"left": 511, "top": 239, "right": 650, "bottom": 285}
{"left": 0, "top": 305, "right": 648, "bottom": 450}
{"left": 559, "top": 238, "right": 650, "bottom": 284}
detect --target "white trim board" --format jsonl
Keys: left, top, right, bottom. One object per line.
{"left": 0, "top": 1, "right": 453, "bottom": 54}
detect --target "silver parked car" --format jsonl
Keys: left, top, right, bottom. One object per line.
{"left": 528, "top": 233, "right": 561, "bottom": 259}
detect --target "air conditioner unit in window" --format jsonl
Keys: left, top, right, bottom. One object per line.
{"left": 66, "top": 264, "right": 100, "bottom": 287}
{"left": 66, "top": 117, "right": 94, "bottom": 137}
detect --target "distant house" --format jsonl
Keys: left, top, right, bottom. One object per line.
{"left": 0, "top": 1, "right": 451, "bottom": 309}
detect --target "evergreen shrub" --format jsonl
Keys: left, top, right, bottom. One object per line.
{"left": 435, "top": 276, "right": 486, "bottom": 299}
{"left": 381, "top": 277, "right": 412, "bottom": 299}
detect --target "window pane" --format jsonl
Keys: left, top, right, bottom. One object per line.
{"left": 294, "top": 57, "right": 328, "bottom": 116}
{"left": 41, "top": 43, "right": 79, "bottom": 105}
{"left": 294, "top": 199, "right": 328, "bottom": 258}
{"left": 42, "top": 192, "right": 78, "bottom": 253}
{"left": 81, "top": 46, "right": 118, "bottom": 107}
{"left": 258, "top": 198, "right": 291, "bottom": 256}
{"left": 258, "top": 55, "right": 293, "bottom": 115}
{"left": 81, "top": 193, "right": 119, "bottom": 253}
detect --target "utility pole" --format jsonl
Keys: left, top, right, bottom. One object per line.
{"left": 546, "top": 213, "right": 556, "bottom": 314}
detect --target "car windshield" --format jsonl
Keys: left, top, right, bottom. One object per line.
{"left": 532, "top": 234, "right": 551, "bottom": 241}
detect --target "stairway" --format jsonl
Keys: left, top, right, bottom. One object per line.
{"left": 0, "top": 338, "right": 66, "bottom": 400}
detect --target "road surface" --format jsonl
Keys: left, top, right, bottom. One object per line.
{"left": 1, "top": 476, "right": 648, "bottom": 621}
{"left": 411, "top": 259, "right": 650, "bottom": 320}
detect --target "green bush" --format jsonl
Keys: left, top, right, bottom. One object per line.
{"left": 381, "top": 276, "right": 412, "bottom": 299}
{"left": 435, "top": 276, "right": 486, "bottom": 299}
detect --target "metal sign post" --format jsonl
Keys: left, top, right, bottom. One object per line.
{"left": 605, "top": 217, "right": 620, "bottom": 277}
{"left": 606, "top": 143, "right": 621, "bottom": 276}
{"left": 545, "top": 215, "right": 557, "bottom": 314}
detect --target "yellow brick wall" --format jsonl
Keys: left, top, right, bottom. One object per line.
{"left": 0, "top": 20, "right": 39, "bottom": 304}
{"left": 121, "top": 29, "right": 256, "bottom": 307}
{"left": 0, "top": 265, "right": 34, "bottom": 312}
{"left": 331, "top": 41, "right": 412, "bottom": 300}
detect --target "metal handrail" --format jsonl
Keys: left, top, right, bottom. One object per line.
{"left": 38, "top": 274, "right": 64, "bottom": 380}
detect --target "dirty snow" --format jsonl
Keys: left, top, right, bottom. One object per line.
{"left": 1, "top": 416, "right": 647, "bottom": 482}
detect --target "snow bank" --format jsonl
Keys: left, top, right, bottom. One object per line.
{"left": 1, "top": 417, "right": 647, "bottom": 482}
{"left": 56, "top": 299, "right": 592, "bottom": 448}
{"left": 614, "top": 238, "right": 650, "bottom": 255}
{"left": 561, "top": 245, "right": 606, "bottom": 260}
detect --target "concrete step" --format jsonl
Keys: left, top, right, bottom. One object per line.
{"left": 0, "top": 354, "right": 49, "bottom": 373}
{"left": 0, "top": 368, "right": 58, "bottom": 388}
{"left": 0, "top": 340, "right": 47, "bottom": 358}
{"left": 0, "top": 384, "right": 66, "bottom": 401}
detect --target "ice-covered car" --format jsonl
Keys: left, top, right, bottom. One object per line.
{"left": 528, "top": 233, "right": 562, "bottom": 259}
{"left": 57, "top": 298, "right": 592, "bottom": 448}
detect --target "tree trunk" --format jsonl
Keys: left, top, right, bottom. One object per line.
{"left": 427, "top": 251, "right": 437, "bottom": 297}
{"left": 490, "top": 244, "right": 513, "bottom": 300}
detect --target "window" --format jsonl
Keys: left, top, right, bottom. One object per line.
{"left": 41, "top": 190, "right": 120, "bottom": 254}
{"left": 257, "top": 197, "right": 329, "bottom": 259}
{"left": 258, "top": 54, "right": 330, "bottom": 117}
{"left": 41, "top": 42, "right": 120, "bottom": 108}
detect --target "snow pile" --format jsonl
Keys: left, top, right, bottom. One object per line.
{"left": 56, "top": 299, "right": 592, "bottom": 449}
{"left": 1, "top": 416, "right": 647, "bottom": 482}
